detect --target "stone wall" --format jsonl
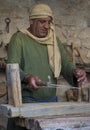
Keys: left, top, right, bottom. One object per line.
{"left": 0, "top": 0, "right": 90, "bottom": 62}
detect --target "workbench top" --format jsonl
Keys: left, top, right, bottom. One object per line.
{"left": 0, "top": 102, "right": 90, "bottom": 118}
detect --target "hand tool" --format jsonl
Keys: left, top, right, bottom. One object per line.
{"left": 36, "top": 82, "right": 81, "bottom": 90}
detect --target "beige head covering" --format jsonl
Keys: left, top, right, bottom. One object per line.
{"left": 29, "top": 4, "right": 53, "bottom": 19}
{"left": 20, "top": 4, "right": 61, "bottom": 78}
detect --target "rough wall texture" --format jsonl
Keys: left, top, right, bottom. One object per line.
{"left": 0, "top": 0, "right": 90, "bottom": 61}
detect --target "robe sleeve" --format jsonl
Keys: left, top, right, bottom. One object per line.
{"left": 57, "top": 37, "right": 77, "bottom": 85}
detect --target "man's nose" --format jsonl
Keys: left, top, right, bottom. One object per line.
{"left": 44, "top": 23, "right": 50, "bottom": 29}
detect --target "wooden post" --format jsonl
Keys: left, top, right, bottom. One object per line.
{"left": 6, "top": 63, "right": 22, "bottom": 107}
{"left": 71, "top": 43, "right": 76, "bottom": 64}
{"left": 77, "top": 82, "right": 82, "bottom": 102}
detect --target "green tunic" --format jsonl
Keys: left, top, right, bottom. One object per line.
{"left": 7, "top": 31, "right": 76, "bottom": 102}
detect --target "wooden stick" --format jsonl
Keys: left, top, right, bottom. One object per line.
{"left": 6, "top": 63, "right": 22, "bottom": 107}
{"left": 77, "top": 82, "right": 82, "bottom": 102}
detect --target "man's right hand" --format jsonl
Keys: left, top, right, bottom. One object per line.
{"left": 24, "top": 75, "right": 42, "bottom": 90}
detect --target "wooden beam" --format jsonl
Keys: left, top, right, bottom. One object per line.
{"left": 6, "top": 64, "right": 22, "bottom": 107}
{"left": 0, "top": 102, "right": 90, "bottom": 118}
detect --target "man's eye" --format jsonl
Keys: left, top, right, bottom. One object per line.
{"left": 40, "top": 20, "right": 51, "bottom": 25}
{"left": 40, "top": 20, "right": 45, "bottom": 23}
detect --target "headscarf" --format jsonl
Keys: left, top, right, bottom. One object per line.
{"left": 20, "top": 4, "right": 61, "bottom": 78}
{"left": 29, "top": 4, "right": 53, "bottom": 19}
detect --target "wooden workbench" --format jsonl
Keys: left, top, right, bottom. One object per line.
{"left": 0, "top": 102, "right": 90, "bottom": 129}
{"left": 1, "top": 64, "right": 89, "bottom": 129}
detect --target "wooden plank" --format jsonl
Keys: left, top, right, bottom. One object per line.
{"left": 0, "top": 102, "right": 90, "bottom": 118}
{"left": 37, "top": 116, "right": 90, "bottom": 129}
{"left": 6, "top": 63, "right": 22, "bottom": 107}
{"left": 15, "top": 115, "right": 90, "bottom": 129}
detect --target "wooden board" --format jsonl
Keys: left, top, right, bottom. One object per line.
{"left": 0, "top": 102, "right": 90, "bottom": 118}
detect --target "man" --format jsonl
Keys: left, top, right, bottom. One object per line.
{"left": 7, "top": 3, "right": 87, "bottom": 130}
{"left": 7, "top": 4, "right": 87, "bottom": 103}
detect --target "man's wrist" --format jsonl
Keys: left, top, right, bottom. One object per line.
{"left": 22, "top": 74, "right": 32, "bottom": 84}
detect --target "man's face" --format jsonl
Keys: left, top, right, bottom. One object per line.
{"left": 30, "top": 16, "right": 52, "bottom": 38}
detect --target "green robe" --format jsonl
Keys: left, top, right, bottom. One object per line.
{"left": 7, "top": 31, "right": 76, "bottom": 102}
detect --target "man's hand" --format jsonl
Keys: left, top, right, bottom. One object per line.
{"left": 24, "top": 75, "right": 42, "bottom": 90}
{"left": 73, "top": 69, "right": 88, "bottom": 85}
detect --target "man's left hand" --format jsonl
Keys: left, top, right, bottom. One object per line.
{"left": 73, "top": 69, "right": 88, "bottom": 85}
